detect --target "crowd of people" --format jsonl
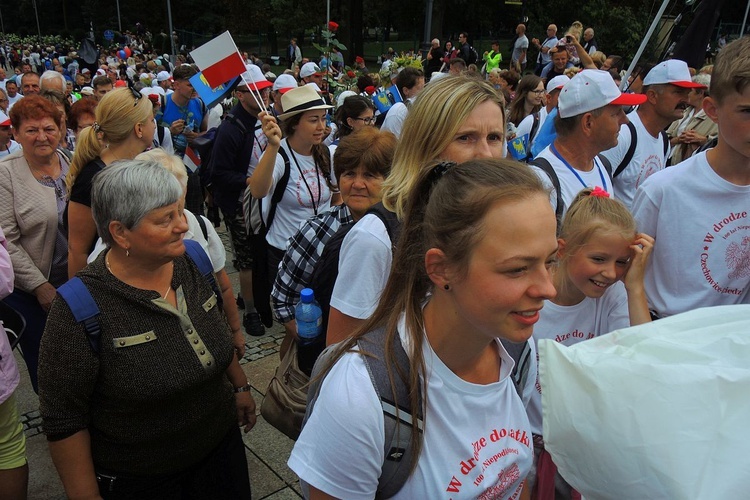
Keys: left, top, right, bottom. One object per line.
{"left": 0, "top": 20, "right": 747, "bottom": 500}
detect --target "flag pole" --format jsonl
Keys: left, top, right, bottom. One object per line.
{"left": 742, "top": 0, "right": 750, "bottom": 38}
{"left": 240, "top": 75, "right": 267, "bottom": 114}
{"left": 620, "top": 0, "right": 671, "bottom": 91}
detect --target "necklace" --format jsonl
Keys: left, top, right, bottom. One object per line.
{"left": 105, "top": 253, "right": 172, "bottom": 299}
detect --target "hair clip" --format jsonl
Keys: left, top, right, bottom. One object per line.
{"left": 92, "top": 122, "right": 101, "bottom": 132}
{"left": 427, "top": 161, "right": 456, "bottom": 187}
{"left": 590, "top": 186, "right": 610, "bottom": 198}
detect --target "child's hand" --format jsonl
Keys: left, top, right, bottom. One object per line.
{"left": 624, "top": 233, "right": 655, "bottom": 291}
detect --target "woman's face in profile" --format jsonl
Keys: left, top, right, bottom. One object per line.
{"left": 439, "top": 101, "right": 506, "bottom": 164}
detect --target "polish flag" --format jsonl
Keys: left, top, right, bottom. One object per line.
{"left": 184, "top": 145, "right": 201, "bottom": 174}
{"left": 190, "top": 31, "right": 246, "bottom": 88}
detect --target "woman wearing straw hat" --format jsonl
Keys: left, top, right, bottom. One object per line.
{"left": 249, "top": 85, "right": 338, "bottom": 288}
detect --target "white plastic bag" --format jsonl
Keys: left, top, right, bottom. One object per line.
{"left": 539, "top": 305, "right": 750, "bottom": 500}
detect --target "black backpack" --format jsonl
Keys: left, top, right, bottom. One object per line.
{"left": 466, "top": 45, "right": 479, "bottom": 65}
{"left": 192, "top": 113, "right": 249, "bottom": 191}
{"left": 309, "top": 203, "right": 400, "bottom": 335}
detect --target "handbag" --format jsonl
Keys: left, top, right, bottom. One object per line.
{"left": 260, "top": 340, "right": 309, "bottom": 440}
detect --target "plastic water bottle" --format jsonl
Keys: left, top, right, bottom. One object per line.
{"left": 295, "top": 288, "right": 324, "bottom": 375}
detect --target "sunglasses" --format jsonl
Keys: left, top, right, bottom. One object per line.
{"left": 127, "top": 86, "right": 141, "bottom": 107}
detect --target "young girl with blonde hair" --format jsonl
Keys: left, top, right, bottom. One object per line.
{"left": 527, "top": 187, "right": 654, "bottom": 499}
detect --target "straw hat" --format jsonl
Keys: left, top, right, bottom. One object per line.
{"left": 278, "top": 85, "right": 332, "bottom": 121}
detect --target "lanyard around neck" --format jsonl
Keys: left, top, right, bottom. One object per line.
{"left": 287, "top": 144, "right": 322, "bottom": 215}
{"left": 550, "top": 143, "right": 607, "bottom": 191}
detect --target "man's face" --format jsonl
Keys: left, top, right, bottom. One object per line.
{"left": 584, "top": 29, "right": 594, "bottom": 42}
{"left": 6, "top": 82, "right": 17, "bottom": 97}
{"left": 552, "top": 51, "right": 568, "bottom": 71}
{"left": 173, "top": 78, "right": 196, "bottom": 99}
{"left": 305, "top": 73, "right": 323, "bottom": 87}
{"left": 0, "top": 69, "right": 6, "bottom": 80}
{"left": 590, "top": 105, "right": 628, "bottom": 151}
{"left": 76, "top": 74, "right": 85, "bottom": 86}
{"left": 22, "top": 74, "right": 40, "bottom": 95}
{"left": 516, "top": 24, "right": 525, "bottom": 35}
{"left": 0, "top": 125, "right": 11, "bottom": 145}
{"left": 652, "top": 84, "right": 691, "bottom": 122}
{"left": 459, "top": 34, "right": 466, "bottom": 44}
{"left": 547, "top": 25, "right": 557, "bottom": 37}
{"left": 94, "top": 83, "right": 113, "bottom": 101}
{"left": 704, "top": 87, "right": 750, "bottom": 161}
{"left": 22, "top": 64, "right": 31, "bottom": 74}
{"left": 160, "top": 79, "right": 172, "bottom": 90}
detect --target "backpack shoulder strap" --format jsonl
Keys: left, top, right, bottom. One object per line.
{"left": 660, "top": 130, "right": 669, "bottom": 157}
{"left": 596, "top": 154, "right": 613, "bottom": 180}
{"left": 183, "top": 239, "right": 222, "bottom": 306}
{"left": 358, "top": 327, "right": 423, "bottom": 498}
{"left": 499, "top": 339, "right": 532, "bottom": 399}
{"left": 614, "top": 121, "right": 637, "bottom": 178}
{"left": 57, "top": 277, "right": 102, "bottom": 354}
{"left": 157, "top": 124, "right": 165, "bottom": 145}
{"left": 196, "top": 214, "right": 209, "bottom": 240}
{"left": 366, "top": 202, "right": 402, "bottom": 252}
{"left": 529, "top": 111, "right": 540, "bottom": 141}
{"left": 264, "top": 146, "right": 292, "bottom": 232}
{"left": 224, "top": 112, "right": 249, "bottom": 136}
{"left": 529, "top": 156, "right": 563, "bottom": 230}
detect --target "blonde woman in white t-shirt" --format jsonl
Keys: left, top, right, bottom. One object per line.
{"left": 289, "top": 159, "right": 558, "bottom": 499}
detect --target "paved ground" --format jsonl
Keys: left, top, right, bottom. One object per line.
{"left": 16, "top": 224, "right": 303, "bottom": 499}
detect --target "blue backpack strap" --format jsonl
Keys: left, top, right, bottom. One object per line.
{"left": 183, "top": 239, "right": 223, "bottom": 306}
{"left": 57, "top": 277, "right": 102, "bottom": 354}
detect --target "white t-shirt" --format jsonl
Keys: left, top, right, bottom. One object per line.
{"left": 330, "top": 213, "right": 391, "bottom": 319}
{"left": 527, "top": 282, "right": 629, "bottom": 435}
{"left": 531, "top": 145, "right": 615, "bottom": 218}
{"left": 380, "top": 101, "right": 409, "bottom": 138}
{"left": 632, "top": 152, "right": 750, "bottom": 317}
{"left": 289, "top": 315, "right": 533, "bottom": 500}
{"left": 600, "top": 111, "right": 669, "bottom": 210}
{"left": 87, "top": 210, "right": 226, "bottom": 273}
{"left": 512, "top": 35, "right": 529, "bottom": 64}
{"left": 515, "top": 107, "right": 548, "bottom": 154}
{"left": 0, "top": 140, "right": 21, "bottom": 158}
{"left": 261, "top": 139, "right": 333, "bottom": 250}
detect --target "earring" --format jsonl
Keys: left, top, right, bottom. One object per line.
{"left": 443, "top": 284, "right": 450, "bottom": 290}
{"left": 126, "top": 249, "right": 130, "bottom": 257}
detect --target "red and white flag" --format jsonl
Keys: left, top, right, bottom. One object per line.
{"left": 184, "top": 145, "right": 201, "bottom": 174}
{"left": 190, "top": 31, "right": 245, "bottom": 88}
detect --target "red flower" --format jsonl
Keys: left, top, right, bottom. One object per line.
{"left": 328, "top": 21, "right": 339, "bottom": 31}
{"left": 364, "top": 86, "right": 376, "bottom": 95}
{"left": 347, "top": 70, "right": 356, "bottom": 78}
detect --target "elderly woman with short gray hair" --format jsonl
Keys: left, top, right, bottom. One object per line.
{"left": 38, "top": 160, "right": 255, "bottom": 499}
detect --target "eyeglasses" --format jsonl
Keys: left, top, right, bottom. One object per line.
{"left": 352, "top": 116, "right": 376, "bottom": 125}
{"left": 530, "top": 89, "right": 545, "bottom": 95}
{"left": 127, "top": 86, "right": 141, "bottom": 107}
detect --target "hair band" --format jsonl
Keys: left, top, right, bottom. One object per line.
{"left": 590, "top": 186, "right": 610, "bottom": 198}
{"left": 92, "top": 122, "right": 101, "bottom": 132}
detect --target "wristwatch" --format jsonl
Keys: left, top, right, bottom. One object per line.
{"left": 233, "top": 384, "right": 252, "bottom": 393}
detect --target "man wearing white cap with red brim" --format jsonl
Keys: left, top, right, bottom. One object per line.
{"left": 601, "top": 59, "right": 707, "bottom": 209}
{"left": 210, "top": 64, "right": 273, "bottom": 338}
{"left": 270, "top": 73, "right": 298, "bottom": 117}
{"left": 0, "top": 111, "right": 20, "bottom": 158}
{"left": 530, "top": 70, "right": 646, "bottom": 220}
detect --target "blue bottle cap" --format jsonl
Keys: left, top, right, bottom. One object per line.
{"left": 300, "top": 288, "right": 314, "bottom": 303}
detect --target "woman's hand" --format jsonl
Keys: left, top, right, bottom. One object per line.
{"left": 624, "top": 233, "right": 655, "bottom": 292}
{"left": 34, "top": 281, "right": 57, "bottom": 312}
{"left": 233, "top": 329, "right": 246, "bottom": 358}
{"left": 235, "top": 391, "right": 257, "bottom": 433}
{"left": 259, "top": 111, "right": 282, "bottom": 148}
